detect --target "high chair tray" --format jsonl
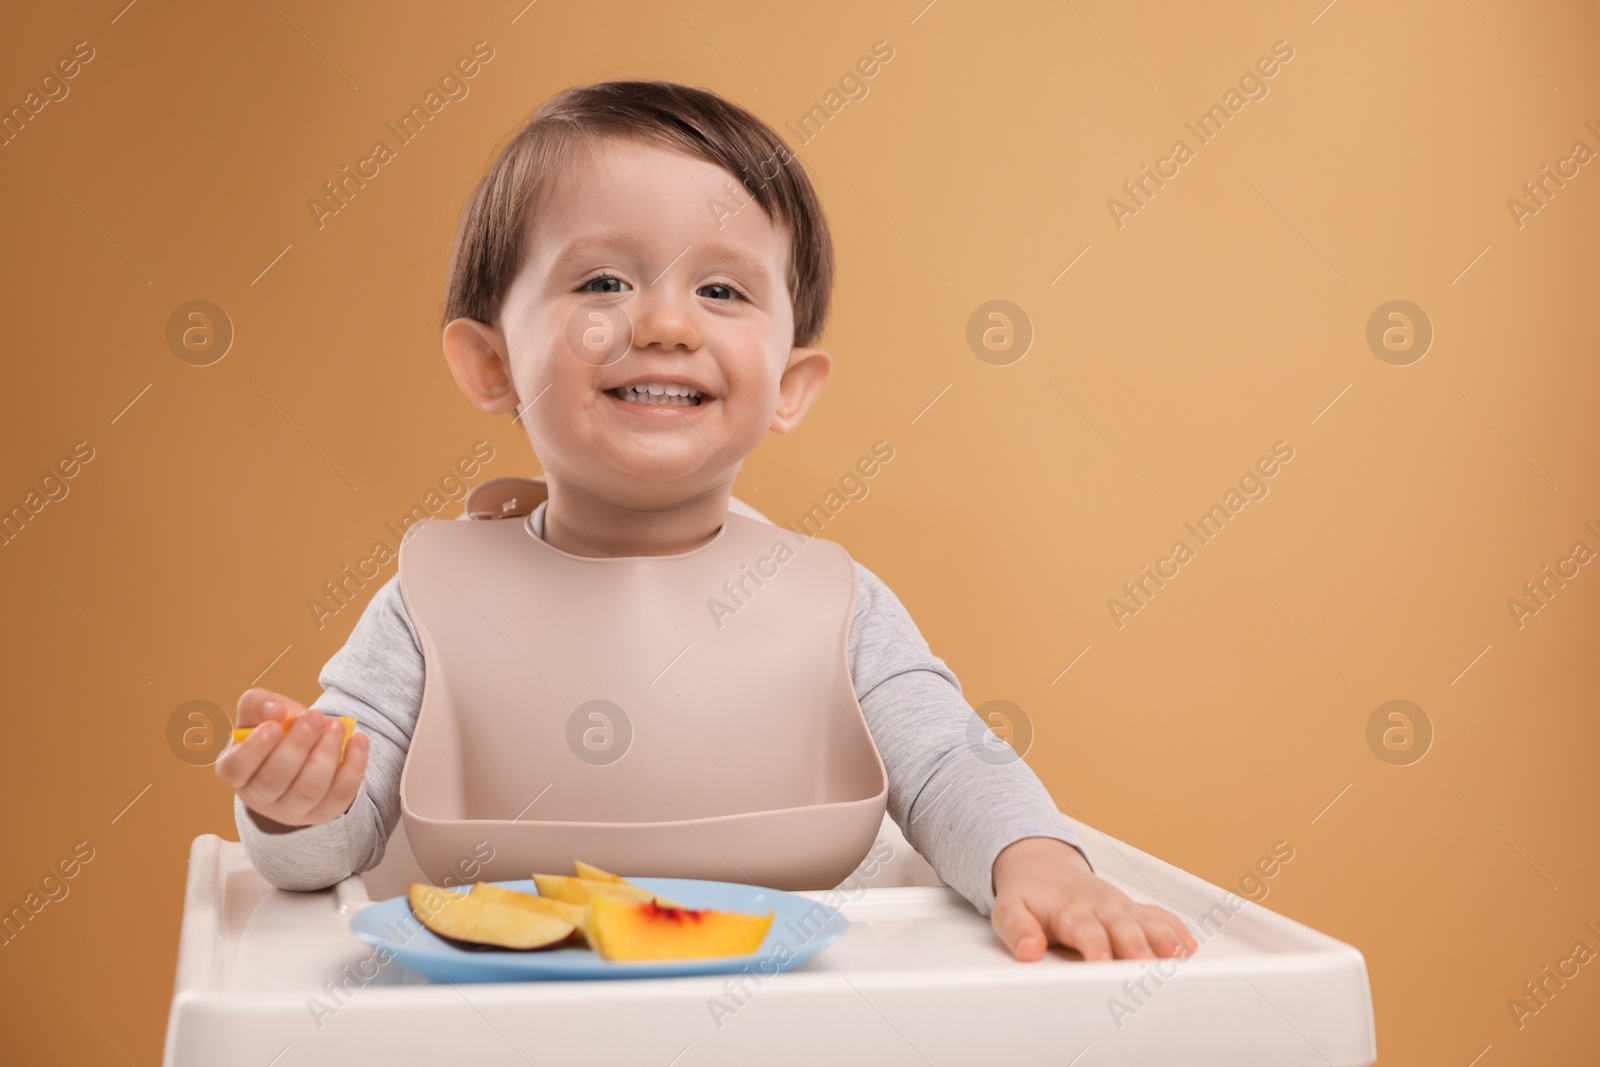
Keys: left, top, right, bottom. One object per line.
{"left": 164, "top": 823, "right": 1376, "bottom": 1066}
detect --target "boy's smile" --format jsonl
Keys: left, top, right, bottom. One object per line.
{"left": 443, "top": 137, "right": 832, "bottom": 558}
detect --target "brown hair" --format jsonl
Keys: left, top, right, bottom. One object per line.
{"left": 442, "top": 80, "right": 833, "bottom": 347}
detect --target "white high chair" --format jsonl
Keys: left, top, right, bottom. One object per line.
{"left": 164, "top": 494, "right": 1377, "bottom": 1065}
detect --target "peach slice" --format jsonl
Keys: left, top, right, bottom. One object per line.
{"left": 573, "top": 860, "right": 624, "bottom": 883}
{"left": 232, "top": 712, "right": 357, "bottom": 763}
{"left": 408, "top": 883, "right": 574, "bottom": 950}
{"left": 586, "top": 894, "right": 774, "bottom": 961}
{"left": 469, "top": 882, "right": 590, "bottom": 946}
{"left": 533, "top": 873, "right": 684, "bottom": 910}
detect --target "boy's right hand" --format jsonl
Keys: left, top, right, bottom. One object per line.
{"left": 215, "top": 687, "right": 370, "bottom": 829}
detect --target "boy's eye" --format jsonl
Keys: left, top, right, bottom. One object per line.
{"left": 581, "top": 274, "right": 744, "bottom": 300}
{"left": 582, "top": 273, "right": 629, "bottom": 294}
{"left": 699, "top": 282, "right": 744, "bottom": 301}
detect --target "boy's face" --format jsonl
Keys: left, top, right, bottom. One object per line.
{"left": 444, "top": 137, "right": 830, "bottom": 511}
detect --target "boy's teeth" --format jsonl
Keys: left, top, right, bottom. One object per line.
{"left": 626, "top": 382, "right": 700, "bottom": 396}
{"left": 613, "top": 383, "right": 704, "bottom": 406}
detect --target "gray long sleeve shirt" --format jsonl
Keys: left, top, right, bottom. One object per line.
{"left": 234, "top": 500, "right": 1088, "bottom": 916}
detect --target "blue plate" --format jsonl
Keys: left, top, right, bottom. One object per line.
{"left": 348, "top": 877, "right": 850, "bottom": 983}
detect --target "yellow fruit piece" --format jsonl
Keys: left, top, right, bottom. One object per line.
{"left": 533, "top": 873, "right": 650, "bottom": 905}
{"left": 232, "top": 712, "right": 357, "bottom": 762}
{"left": 586, "top": 894, "right": 774, "bottom": 961}
{"left": 469, "top": 882, "right": 590, "bottom": 946}
{"left": 408, "top": 883, "right": 574, "bottom": 950}
{"left": 533, "top": 873, "right": 683, "bottom": 910}
{"left": 573, "top": 860, "right": 623, "bottom": 883}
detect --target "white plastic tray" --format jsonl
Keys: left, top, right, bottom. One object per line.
{"left": 163, "top": 815, "right": 1376, "bottom": 1066}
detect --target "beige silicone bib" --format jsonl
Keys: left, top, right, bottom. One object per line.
{"left": 397, "top": 475, "right": 888, "bottom": 890}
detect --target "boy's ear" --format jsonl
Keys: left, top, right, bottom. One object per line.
{"left": 769, "top": 346, "right": 832, "bottom": 435}
{"left": 442, "top": 318, "right": 518, "bottom": 415}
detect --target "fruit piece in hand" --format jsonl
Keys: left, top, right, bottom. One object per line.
{"left": 586, "top": 894, "right": 774, "bottom": 961}
{"left": 233, "top": 711, "right": 357, "bottom": 762}
{"left": 409, "top": 883, "right": 574, "bottom": 950}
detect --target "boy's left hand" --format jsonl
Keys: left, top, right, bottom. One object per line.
{"left": 990, "top": 836, "right": 1198, "bottom": 962}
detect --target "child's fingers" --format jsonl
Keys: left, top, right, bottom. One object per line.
{"left": 214, "top": 718, "right": 285, "bottom": 788}
{"left": 305, "top": 733, "right": 370, "bottom": 824}
{"left": 279, "top": 717, "right": 346, "bottom": 813}
{"left": 1139, "top": 908, "right": 1203, "bottom": 953}
{"left": 245, "top": 709, "right": 329, "bottom": 802}
{"left": 217, "top": 688, "right": 299, "bottom": 784}
{"left": 1047, "top": 908, "right": 1113, "bottom": 962}
{"left": 990, "top": 895, "right": 1050, "bottom": 961}
{"left": 1100, "top": 912, "right": 1157, "bottom": 959}
{"left": 1139, "top": 911, "right": 1193, "bottom": 959}
{"left": 1143, "top": 904, "right": 1199, "bottom": 955}
{"left": 235, "top": 687, "right": 306, "bottom": 728}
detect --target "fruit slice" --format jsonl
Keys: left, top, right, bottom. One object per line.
{"left": 469, "top": 882, "right": 585, "bottom": 924}
{"left": 533, "top": 873, "right": 650, "bottom": 905}
{"left": 533, "top": 873, "right": 683, "bottom": 910}
{"left": 232, "top": 712, "right": 357, "bottom": 762}
{"left": 408, "top": 883, "right": 574, "bottom": 950}
{"left": 469, "top": 882, "right": 589, "bottom": 946}
{"left": 573, "top": 860, "right": 623, "bottom": 883}
{"left": 566, "top": 861, "right": 687, "bottom": 908}
{"left": 586, "top": 894, "right": 775, "bottom": 961}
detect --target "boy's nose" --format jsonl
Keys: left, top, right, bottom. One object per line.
{"left": 629, "top": 281, "right": 701, "bottom": 353}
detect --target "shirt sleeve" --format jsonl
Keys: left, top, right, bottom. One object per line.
{"left": 847, "top": 559, "right": 1092, "bottom": 917}
{"left": 232, "top": 573, "right": 423, "bottom": 891}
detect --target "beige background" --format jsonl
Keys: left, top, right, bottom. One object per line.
{"left": 2, "top": 1, "right": 1596, "bottom": 1063}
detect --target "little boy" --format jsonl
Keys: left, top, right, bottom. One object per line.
{"left": 216, "top": 80, "right": 1194, "bottom": 964}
